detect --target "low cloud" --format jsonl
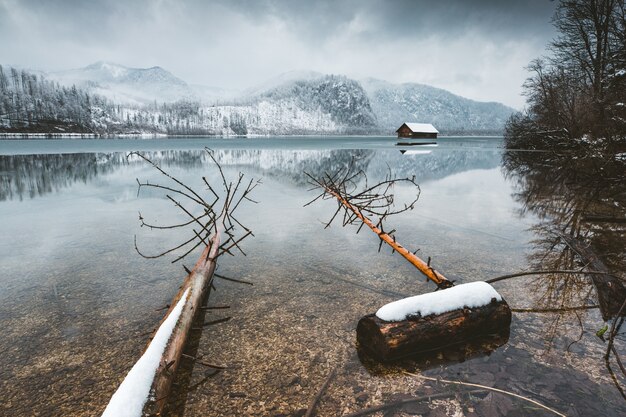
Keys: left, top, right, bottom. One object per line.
{"left": 0, "top": 0, "right": 557, "bottom": 108}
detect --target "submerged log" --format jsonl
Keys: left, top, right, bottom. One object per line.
{"left": 357, "top": 298, "right": 512, "bottom": 362}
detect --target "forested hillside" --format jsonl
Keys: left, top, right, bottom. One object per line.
{"left": 0, "top": 65, "right": 108, "bottom": 133}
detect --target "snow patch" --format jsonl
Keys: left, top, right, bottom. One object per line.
{"left": 101, "top": 288, "right": 190, "bottom": 417}
{"left": 375, "top": 282, "right": 502, "bottom": 322}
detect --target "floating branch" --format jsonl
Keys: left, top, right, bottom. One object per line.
{"left": 305, "top": 161, "right": 452, "bottom": 289}
{"left": 102, "top": 149, "right": 258, "bottom": 417}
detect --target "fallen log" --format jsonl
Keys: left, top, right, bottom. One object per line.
{"left": 102, "top": 229, "right": 221, "bottom": 417}
{"left": 144, "top": 233, "right": 220, "bottom": 415}
{"left": 356, "top": 282, "right": 511, "bottom": 362}
{"left": 102, "top": 150, "right": 257, "bottom": 417}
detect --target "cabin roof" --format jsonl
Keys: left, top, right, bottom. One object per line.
{"left": 397, "top": 123, "right": 439, "bottom": 134}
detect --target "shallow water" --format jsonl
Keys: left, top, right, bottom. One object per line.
{"left": 0, "top": 137, "right": 624, "bottom": 416}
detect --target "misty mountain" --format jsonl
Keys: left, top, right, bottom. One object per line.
{"left": 49, "top": 62, "right": 514, "bottom": 134}
{"left": 48, "top": 62, "right": 226, "bottom": 104}
{"left": 241, "top": 70, "right": 324, "bottom": 97}
{"left": 361, "top": 78, "right": 515, "bottom": 134}
{"left": 244, "top": 74, "right": 377, "bottom": 131}
{"left": 2, "top": 62, "right": 515, "bottom": 135}
{"left": 113, "top": 74, "right": 377, "bottom": 135}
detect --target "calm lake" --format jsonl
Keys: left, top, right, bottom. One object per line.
{"left": 0, "top": 136, "right": 624, "bottom": 416}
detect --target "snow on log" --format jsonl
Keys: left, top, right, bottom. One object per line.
{"left": 376, "top": 282, "right": 502, "bottom": 321}
{"left": 357, "top": 282, "right": 511, "bottom": 362}
{"left": 102, "top": 288, "right": 190, "bottom": 417}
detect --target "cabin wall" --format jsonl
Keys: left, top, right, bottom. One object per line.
{"left": 397, "top": 126, "right": 413, "bottom": 138}
{"left": 396, "top": 124, "right": 438, "bottom": 139}
{"left": 411, "top": 132, "right": 437, "bottom": 138}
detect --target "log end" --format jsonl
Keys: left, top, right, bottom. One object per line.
{"left": 357, "top": 297, "right": 512, "bottom": 362}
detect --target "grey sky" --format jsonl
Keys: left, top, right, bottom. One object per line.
{"left": 0, "top": 0, "right": 557, "bottom": 108}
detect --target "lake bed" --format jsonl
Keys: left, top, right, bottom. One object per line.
{"left": 0, "top": 136, "right": 623, "bottom": 416}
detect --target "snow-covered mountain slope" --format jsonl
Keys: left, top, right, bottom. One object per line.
{"left": 361, "top": 78, "right": 515, "bottom": 134}
{"left": 241, "top": 70, "right": 324, "bottom": 97}
{"left": 248, "top": 75, "right": 377, "bottom": 129}
{"left": 114, "top": 75, "right": 377, "bottom": 135}
{"left": 6, "top": 61, "right": 515, "bottom": 135}
{"left": 49, "top": 62, "right": 209, "bottom": 104}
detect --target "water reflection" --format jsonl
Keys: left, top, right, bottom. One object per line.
{"left": 503, "top": 145, "right": 626, "bottom": 393}
{"left": 4, "top": 139, "right": 624, "bottom": 416}
{"left": 0, "top": 145, "right": 501, "bottom": 201}
{"left": 358, "top": 329, "right": 511, "bottom": 375}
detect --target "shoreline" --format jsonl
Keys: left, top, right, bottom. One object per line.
{"left": 0, "top": 132, "right": 504, "bottom": 140}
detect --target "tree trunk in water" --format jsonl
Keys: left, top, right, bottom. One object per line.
{"left": 357, "top": 299, "right": 512, "bottom": 362}
{"left": 142, "top": 233, "right": 220, "bottom": 416}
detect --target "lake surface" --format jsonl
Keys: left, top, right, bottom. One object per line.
{"left": 0, "top": 136, "right": 624, "bottom": 416}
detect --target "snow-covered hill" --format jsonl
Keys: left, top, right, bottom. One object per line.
{"left": 361, "top": 78, "right": 515, "bottom": 134}
{"left": 112, "top": 74, "right": 377, "bottom": 135}
{"left": 48, "top": 62, "right": 220, "bottom": 104}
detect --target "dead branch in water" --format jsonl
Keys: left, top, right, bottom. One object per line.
{"left": 305, "top": 160, "right": 452, "bottom": 289}
{"left": 104, "top": 149, "right": 258, "bottom": 417}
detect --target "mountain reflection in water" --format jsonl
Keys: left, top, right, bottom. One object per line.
{"left": 0, "top": 146, "right": 501, "bottom": 201}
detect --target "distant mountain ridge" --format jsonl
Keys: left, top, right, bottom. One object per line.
{"left": 48, "top": 61, "right": 224, "bottom": 104}
{"left": 3, "top": 62, "right": 516, "bottom": 135}
{"left": 361, "top": 78, "right": 514, "bottom": 134}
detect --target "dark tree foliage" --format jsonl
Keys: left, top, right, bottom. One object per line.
{"left": 0, "top": 65, "right": 110, "bottom": 133}
{"left": 506, "top": 0, "right": 626, "bottom": 150}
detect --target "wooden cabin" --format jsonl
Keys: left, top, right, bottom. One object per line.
{"left": 396, "top": 123, "right": 439, "bottom": 139}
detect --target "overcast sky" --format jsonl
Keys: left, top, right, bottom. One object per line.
{"left": 0, "top": 0, "right": 557, "bottom": 108}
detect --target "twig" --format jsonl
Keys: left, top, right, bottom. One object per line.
{"left": 486, "top": 269, "right": 617, "bottom": 284}
{"left": 304, "top": 367, "right": 336, "bottom": 417}
{"left": 605, "top": 298, "right": 626, "bottom": 360}
{"left": 511, "top": 305, "right": 599, "bottom": 313}
{"left": 342, "top": 389, "right": 486, "bottom": 417}
{"left": 181, "top": 353, "right": 227, "bottom": 370}
{"left": 404, "top": 372, "right": 566, "bottom": 417}
{"left": 214, "top": 273, "right": 254, "bottom": 286}
{"left": 202, "top": 317, "right": 232, "bottom": 327}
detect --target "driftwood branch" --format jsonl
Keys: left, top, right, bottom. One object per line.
{"left": 305, "top": 163, "right": 452, "bottom": 289}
